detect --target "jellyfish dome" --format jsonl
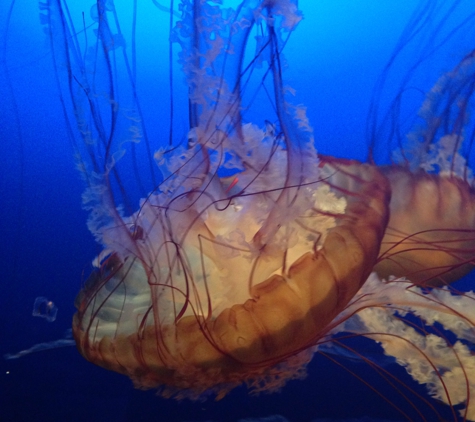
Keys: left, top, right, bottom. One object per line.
{"left": 40, "top": 0, "right": 475, "bottom": 419}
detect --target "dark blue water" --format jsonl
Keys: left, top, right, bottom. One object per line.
{"left": 1, "top": 1, "right": 474, "bottom": 421}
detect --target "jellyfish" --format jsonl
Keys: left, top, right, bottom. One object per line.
{"left": 38, "top": 0, "right": 475, "bottom": 420}
{"left": 32, "top": 297, "right": 58, "bottom": 322}
{"left": 361, "top": 2, "right": 475, "bottom": 290}
{"left": 317, "top": 20, "right": 475, "bottom": 419}
{"left": 369, "top": 48, "right": 475, "bottom": 288}
{"left": 43, "top": 0, "right": 389, "bottom": 394}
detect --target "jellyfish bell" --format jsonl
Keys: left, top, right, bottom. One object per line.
{"left": 375, "top": 165, "right": 475, "bottom": 287}
{"left": 73, "top": 156, "right": 390, "bottom": 395}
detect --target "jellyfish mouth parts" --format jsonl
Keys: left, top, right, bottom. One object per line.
{"left": 72, "top": 158, "right": 390, "bottom": 396}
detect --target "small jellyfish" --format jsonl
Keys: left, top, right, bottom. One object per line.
{"left": 32, "top": 297, "right": 58, "bottom": 322}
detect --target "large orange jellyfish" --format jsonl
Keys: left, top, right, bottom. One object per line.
{"left": 41, "top": 0, "right": 475, "bottom": 419}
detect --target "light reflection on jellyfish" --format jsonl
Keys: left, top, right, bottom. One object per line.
{"left": 36, "top": 0, "right": 475, "bottom": 420}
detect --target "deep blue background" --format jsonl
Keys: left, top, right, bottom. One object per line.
{"left": 1, "top": 1, "right": 474, "bottom": 421}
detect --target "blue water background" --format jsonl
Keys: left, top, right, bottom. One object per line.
{"left": 1, "top": 1, "right": 474, "bottom": 421}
